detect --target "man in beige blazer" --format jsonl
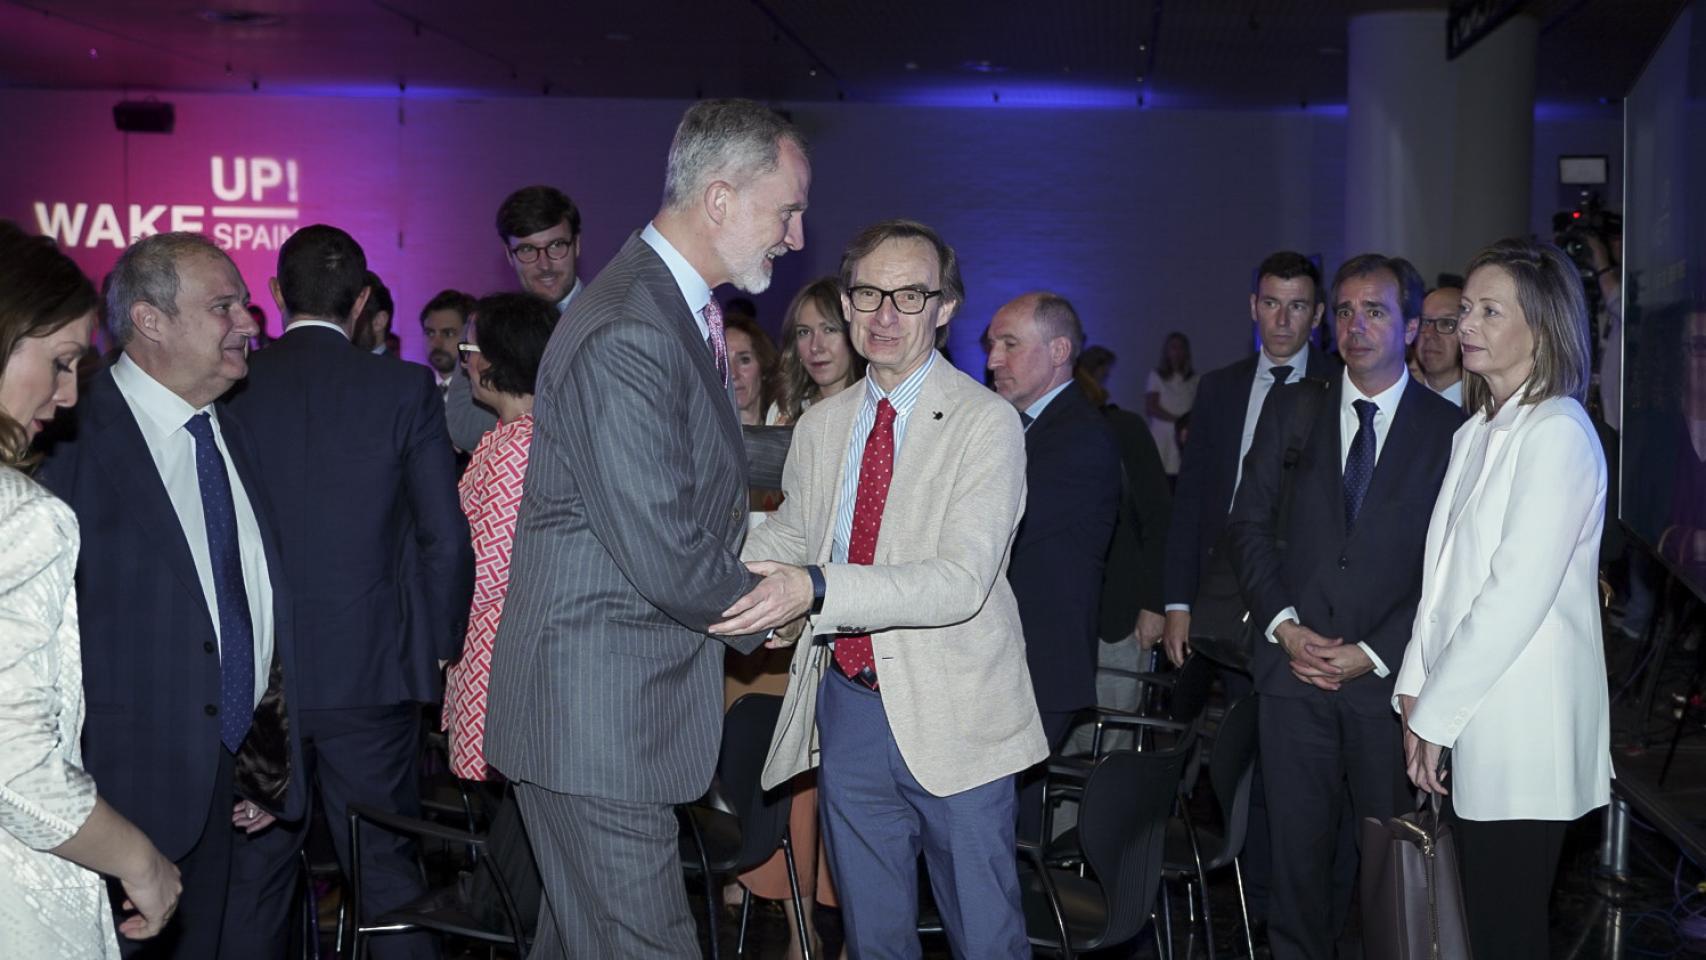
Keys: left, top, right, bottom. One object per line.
{"left": 714, "top": 219, "right": 1047, "bottom": 958}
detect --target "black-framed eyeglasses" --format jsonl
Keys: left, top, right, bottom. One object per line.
{"left": 1421, "top": 316, "right": 1459, "bottom": 334}
{"left": 847, "top": 285, "right": 942, "bottom": 315}
{"left": 508, "top": 238, "right": 575, "bottom": 264}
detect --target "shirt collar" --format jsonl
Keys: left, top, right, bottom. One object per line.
{"left": 555, "top": 277, "right": 584, "bottom": 314}
{"left": 864, "top": 350, "right": 937, "bottom": 418}
{"left": 110, "top": 352, "right": 210, "bottom": 441}
{"left": 640, "top": 223, "right": 713, "bottom": 320}
{"left": 1257, "top": 342, "right": 1309, "bottom": 381}
{"left": 285, "top": 318, "right": 351, "bottom": 340}
{"left": 1341, "top": 365, "right": 1409, "bottom": 416}
{"left": 1024, "top": 378, "right": 1074, "bottom": 423}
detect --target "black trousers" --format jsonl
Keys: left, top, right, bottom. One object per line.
{"left": 1259, "top": 693, "right": 1406, "bottom": 960}
{"left": 1450, "top": 806, "right": 1567, "bottom": 960}
{"left": 1016, "top": 708, "right": 1077, "bottom": 843}
{"left": 118, "top": 747, "right": 239, "bottom": 958}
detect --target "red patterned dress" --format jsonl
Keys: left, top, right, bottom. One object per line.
{"left": 443, "top": 414, "right": 533, "bottom": 780}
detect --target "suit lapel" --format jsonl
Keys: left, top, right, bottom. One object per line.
{"left": 630, "top": 237, "right": 745, "bottom": 459}
{"left": 878, "top": 360, "right": 952, "bottom": 563}
{"left": 1357, "top": 378, "right": 1423, "bottom": 517}
{"left": 84, "top": 370, "right": 208, "bottom": 609}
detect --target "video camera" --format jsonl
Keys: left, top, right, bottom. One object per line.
{"left": 1552, "top": 194, "right": 1622, "bottom": 278}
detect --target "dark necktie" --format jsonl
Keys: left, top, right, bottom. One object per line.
{"left": 834, "top": 399, "right": 897, "bottom": 689}
{"left": 1343, "top": 399, "right": 1379, "bottom": 528}
{"left": 185, "top": 413, "right": 255, "bottom": 752}
{"left": 1019, "top": 411, "right": 1035, "bottom": 430}
{"left": 1269, "top": 364, "right": 1294, "bottom": 389}
{"left": 702, "top": 300, "right": 729, "bottom": 386}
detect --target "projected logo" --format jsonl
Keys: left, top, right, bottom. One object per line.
{"left": 33, "top": 156, "right": 300, "bottom": 251}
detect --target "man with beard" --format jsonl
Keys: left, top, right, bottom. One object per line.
{"left": 419, "top": 289, "right": 496, "bottom": 453}
{"left": 497, "top": 185, "right": 584, "bottom": 313}
{"left": 485, "top": 99, "right": 808, "bottom": 958}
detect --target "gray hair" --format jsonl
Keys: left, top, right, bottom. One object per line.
{"left": 1030, "top": 292, "right": 1084, "bottom": 362}
{"left": 105, "top": 231, "right": 226, "bottom": 345}
{"left": 662, "top": 99, "right": 806, "bottom": 211}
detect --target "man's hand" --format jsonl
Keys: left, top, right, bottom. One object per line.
{"left": 711, "top": 561, "right": 812, "bottom": 636}
{"left": 1136, "top": 610, "right": 1166, "bottom": 651}
{"left": 1398, "top": 694, "right": 1420, "bottom": 773}
{"left": 1277, "top": 621, "right": 1344, "bottom": 690}
{"left": 1162, "top": 610, "right": 1191, "bottom": 666}
{"left": 1311, "top": 641, "right": 1374, "bottom": 683}
{"left": 765, "top": 616, "right": 807, "bottom": 650}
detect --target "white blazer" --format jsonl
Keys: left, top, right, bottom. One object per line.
{"left": 1394, "top": 395, "right": 1611, "bottom": 822}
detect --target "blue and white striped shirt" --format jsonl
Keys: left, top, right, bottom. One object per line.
{"left": 831, "top": 351, "right": 937, "bottom": 563}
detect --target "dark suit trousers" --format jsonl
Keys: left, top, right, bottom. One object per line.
{"left": 1259, "top": 694, "right": 1406, "bottom": 960}
{"left": 1450, "top": 805, "right": 1567, "bottom": 960}
{"left": 118, "top": 748, "right": 237, "bottom": 958}
{"left": 817, "top": 670, "right": 1028, "bottom": 960}
{"left": 513, "top": 782, "right": 699, "bottom": 959}
{"left": 234, "top": 704, "right": 436, "bottom": 960}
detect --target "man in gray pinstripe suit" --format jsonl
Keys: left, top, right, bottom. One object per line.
{"left": 483, "top": 99, "right": 810, "bottom": 958}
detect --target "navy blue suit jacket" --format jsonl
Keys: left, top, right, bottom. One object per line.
{"left": 1227, "top": 375, "right": 1462, "bottom": 714}
{"left": 1006, "top": 382, "right": 1122, "bottom": 714}
{"left": 1163, "top": 349, "right": 1341, "bottom": 609}
{"left": 225, "top": 325, "right": 473, "bottom": 709}
{"left": 36, "top": 368, "right": 307, "bottom": 860}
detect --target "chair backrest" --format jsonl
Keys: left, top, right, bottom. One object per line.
{"left": 1204, "top": 695, "right": 1260, "bottom": 870}
{"left": 718, "top": 694, "right": 792, "bottom": 873}
{"left": 1077, "top": 741, "right": 1191, "bottom": 949}
{"left": 1166, "top": 654, "right": 1216, "bottom": 725}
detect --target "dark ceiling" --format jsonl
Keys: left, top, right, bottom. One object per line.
{"left": 0, "top": 0, "right": 1686, "bottom": 108}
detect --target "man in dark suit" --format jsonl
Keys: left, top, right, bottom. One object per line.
{"left": 1160, "top": 251, "right": 1340, "bottom": 929}
{"left": 986, "top": 291, "right": 1121, "bottom": 839}
{"left": 483, "top": 99, "right": 805, "bottom": 958}
{"left": 1228, "top": 254, "right": 1462, "bottom": 960}
{"left": 225, "top": 224, "right": 473, "bottom": 959}
{"left": 37, "top": 231, "right": 307, "bottom": 957}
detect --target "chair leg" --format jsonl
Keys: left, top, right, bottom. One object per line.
{"left": 702, "top": 870, "right": 721, "bottom": 960}
{"left": 1197, "top": 874, "right": 1217, "bottom": 959}
{"left": 1153, "top": 912, "right": 1169, "bottom": 960}
{"left": 780, "top": 833, "right": 812, "bottom": 960}
{"left": 1161, "top": 880, "right": 1176, "bottom": 960}
{"left": 346, "top": 813, "right": 363, "bottom": 960}
{"left": 1233, "top": 856, "right": 1255, "bottom": 960}
{"left": 735, "top": 887, "right": 752, "bottom": 957}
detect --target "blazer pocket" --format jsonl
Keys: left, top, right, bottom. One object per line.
{"left": 605, "top": 617, "right": 695, "bottom": 661}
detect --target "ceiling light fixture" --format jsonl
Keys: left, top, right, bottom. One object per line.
{"left": 197, "top": 8, "right": 283, "bottom": 27}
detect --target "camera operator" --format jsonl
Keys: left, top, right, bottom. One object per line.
{"left": 1557, "top": 212, "right": 1623, "bottom": 429}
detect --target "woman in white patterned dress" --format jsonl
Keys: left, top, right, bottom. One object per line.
{"left": 0, "top": 222, "right": 180, "bottom": 956}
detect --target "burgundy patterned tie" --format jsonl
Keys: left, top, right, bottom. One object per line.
{"left": 702, "top": 299, "right": 729, "bottom": 386}
{"left": 834, "top": 399, "right": 897, "bottom": 689}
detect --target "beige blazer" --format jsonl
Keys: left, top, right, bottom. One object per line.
{"left": 745, "top": 357, "right": 1048, "bottom": 796}
{"left": 1394, "top": 395, "right": 1611, "bottom": 821}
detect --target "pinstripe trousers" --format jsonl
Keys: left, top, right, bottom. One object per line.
{"left": 513, "top": 782, "right": 698, "bottom": 959}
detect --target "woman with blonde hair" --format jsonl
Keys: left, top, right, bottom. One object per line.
{"left": 1396, "top": 237, "right": 1609, "bottom": 960}
{"left": 768, "top": 277, "right": 865, "bottom": 425}
{"left": 0, "top": 221, "right": 181, "bottom": 955}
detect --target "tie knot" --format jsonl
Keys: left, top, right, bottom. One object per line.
{"left": 1019, "top": 411, "right": 1035, "bottom": 428}
{"left": 1270, "top": 365, "right": 1293, "bottom": 386}
{"left": 875, "top": 398, "right": 896, "bottom": 426}
{"left": 185, "top": 411, "right": 215, "bottom": 442}
{"left": 1353, "top": 398, "right": 1378, "bottom": 425}
{"left": 702, "top": 299, "right": 723, "bottom": 326}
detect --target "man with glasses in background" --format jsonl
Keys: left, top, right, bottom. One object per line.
{"left": 497, "top": 185, "right": 584, "bottom": 313}
{"left": 1415, "top": 285, "right": 1465, "bottom": 407}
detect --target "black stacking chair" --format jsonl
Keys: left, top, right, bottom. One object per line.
{"left": 1161, "top": 694, "right": 1261, "bottom": 960}
{"left": 1020, "top": 742, "right": 1191, "bottom": 959}
{"left": 346, "top": 793, "right": 533, "bottom": 959}
{"left": 678, "top": 693, "right": 811, "bottom": 959}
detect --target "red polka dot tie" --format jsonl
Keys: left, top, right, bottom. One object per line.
{"left": 834, "top": 398, "right": 897, "bottom": 688}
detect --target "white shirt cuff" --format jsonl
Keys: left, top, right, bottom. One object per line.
{"left": 1164, "top": 603, "right": 1191, "bottom": 613}
{"left": 1358, "top": 642, "right": 1390, "bottom": 678}
{"left": 1265, "top": 608, "right": 1298, "bottom": 643}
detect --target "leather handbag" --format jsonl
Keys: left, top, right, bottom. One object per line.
{"left": 1359, "top": 789, "right": 1473, "bottom": 960}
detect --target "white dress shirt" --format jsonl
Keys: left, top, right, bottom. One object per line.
{"left": 1264, "top": 366, "right": 1412, "bottom": 678}
{"left": 1021, "top": 378, "right": 1073, "bottom": 429}
{"left": 110, "top": 354, "right": 273, "bottom": 707}
{"left": 285, "top": 318, "right": 349, "bottom": 340}
{"left": 555, "top": 278, "right": 584, "bottom": 316}
{"left": 641, "top": 223, "right": 712, "bottom": 340}
{"left": 1433, "top": 377, "right": 1464, "bottom": 408}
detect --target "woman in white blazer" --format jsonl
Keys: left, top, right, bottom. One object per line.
{"left": 0, "top": 222, "right": 180, "bottom": 956}
{"left": 1394, "top": 237, "right": 1610, "bottom": 960}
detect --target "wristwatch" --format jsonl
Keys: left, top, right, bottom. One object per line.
{"left": 805, "top": 564, "right": 826, "bottom": 615}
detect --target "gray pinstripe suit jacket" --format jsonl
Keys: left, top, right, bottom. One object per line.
{"left": 484, "top": 232, "right": 765, "bottom": 803}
